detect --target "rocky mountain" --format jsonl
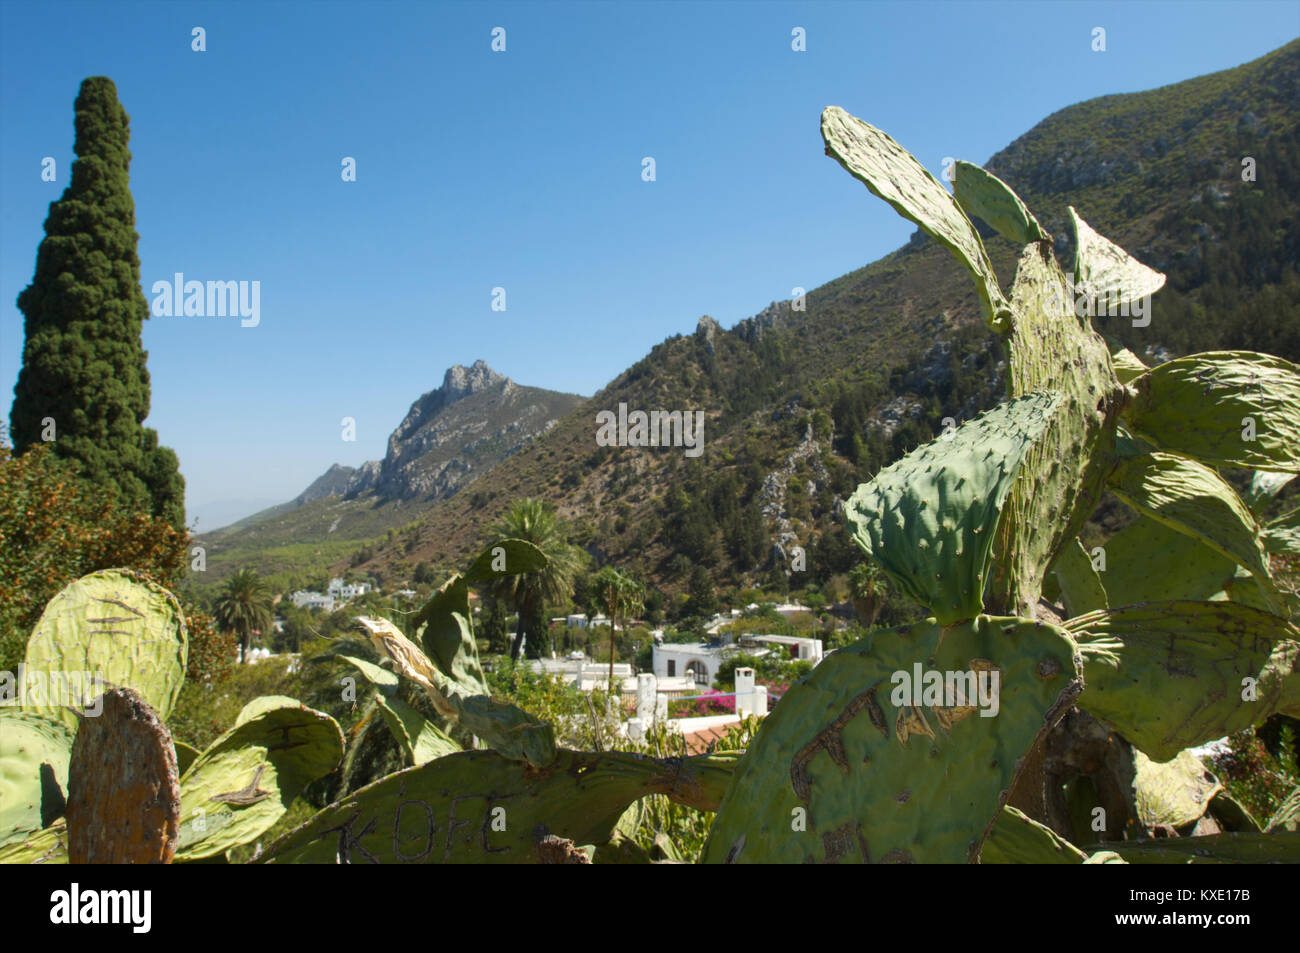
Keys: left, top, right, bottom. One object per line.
{"left": 198, "top": 361, "right": 583, "bottom": 570}
{"left": 200, "top": 40, "right": 1300, "bottom": 594}
{"left": 318, "top": 360, "right": 576, "bottom": 502}
{"left": 295, "top": 464, "right": 357, "bottom": 505}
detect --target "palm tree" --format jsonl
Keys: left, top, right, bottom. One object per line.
{"left": 848, "top": 562, "right": 887, "bottom": 628}
{"left": 214, "top": 568, "right": 273, "bottom": 663}
{"left": 488, "top": 499, "right": 586, "bottom": 660}
{"left": 590, "top": 565, "right": 644, "bottom": 687}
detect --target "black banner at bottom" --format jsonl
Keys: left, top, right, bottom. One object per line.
{"left": 0, "top": 860, "right": 1278, "bottom": 941}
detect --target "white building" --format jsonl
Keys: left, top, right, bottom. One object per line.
{"left": 561, "top": 613, "right": 618, "bottom": 629}
{"left": 527, "top": 656, "right": 635, "bottom": 692}
{"left": 328, "top": 577, "right": 372, "bottom": 601}
{"left": 290, "top": 590, "right": 334, "bottom": 612}
{"left": 651, "top": 642, "right": 753, "bottom": 687}
{"left": 652, "top": 635, "right": 824, "bottom": 688}
{"left": 744, "top": 634, "right": 824, "bottom": 664}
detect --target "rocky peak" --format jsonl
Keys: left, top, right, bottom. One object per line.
{"left": 695, "top": 315, "right": 721, "bottom": 355}
{"left": 735, "top": 300, "right": 791, "bottom": 343}
{"left": 295, "top": 463, "right": 357, "bottom": 505}
{"left": 442, "top": 360, "right": 508, "bottom": 402}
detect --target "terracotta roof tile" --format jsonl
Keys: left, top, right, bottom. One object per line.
{"left": 682, "top": 724, "right": 736, "bottom": 756}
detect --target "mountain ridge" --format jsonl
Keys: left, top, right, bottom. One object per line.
{"left": 197, "top": 39, "right": 1300, "bottom": 596}
{"left": 203, "top": 359, "right": 583, "bottom": 538}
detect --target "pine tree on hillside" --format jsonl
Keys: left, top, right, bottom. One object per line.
{"left": 10, "top": 76, "right": 184, "bottom": 529}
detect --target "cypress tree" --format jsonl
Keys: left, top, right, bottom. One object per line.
{"left": 10, "top": 77, "right": 184, "bottom": 529}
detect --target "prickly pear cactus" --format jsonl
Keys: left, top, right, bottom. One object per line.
{"left": 175, "top": 696, "right": 343, "bottom": 861}
{"left": 463, "top": 537, "right": 548, "bottom": 585}
{"left": 697, "top": 103, "right": 1300, "bottom": 867}
{"left": 1099, "top": 514, "right": 1237, "bottom": 606}
{"left": 1067, "top": 207, "right": 1167, "bottom": 312}
{"left": 821, "top": 106, "right": 1011, "bottom": 329}
{"left": 1052, "top": 538, "right": 1108, "bottom": 617}
{"left": 952, "top": 160, "right": 1048, "bottom": 246}
{"left": 1263, "top": 503, "right": 1300, "bottom": 558}
{"left": 22, "top": 569, "right": 187, "bottom": 731}
{"left": 1133, "top": 749, "right": 1221, "bottom": 830}
{"left": 66, "top": 688, "right": 180, "bottom": 863}
{"left": 1068, "top": 602, "right": 1300, "bottom": 760}
{"left": 338, "top": 654, "right": 460, "bottom": 765}
{"left": 1245, "top": 470, "right": 1296, "bottom": 511}
{"left": 981, "top": 806, "right": 1090, "bottom": 864}
{"left": 701, "top": 617, "right": 1081, "bottom": 863}
{"left": 988, "top": 239, "right": 1130, "bottom": 617}
{"left": 0, "top": 817, "right": 68, "bottom": 864}
{"left": 844, "top": 392, "right": 1062, "bottom": 625}
{"left": 1108, "top": 452, "right": 1281, "bottom": 612}
{"left": 173, "top": 740, "right": 201, "bottom": 776}
{"left": 1086, "top": 831, "right": 1300, "bottom": 864}
{"left": 414, "top": 539, "right": 547, "bottom": 697}
{"left": 0, "top": 710, "right": 75, "bottom": 848}
{"left": 1110, "top": 347, "right": 1150, "bottom": 385}
{"left": 261, "top": 749, "right": 735, "bottom": 864}
{"left": 357, "top": 616, "right": 555, "bottom": 767}
{"left": 1124, "top": 352, "right": 1300, "bottom": 472}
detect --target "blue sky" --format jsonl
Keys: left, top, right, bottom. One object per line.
{"left": 2, "top": 0, "right": 1296, "bottom": 530}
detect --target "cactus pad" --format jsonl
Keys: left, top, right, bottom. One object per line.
{"left": 989, "top": 242, "right": 1127, "bottom": 617}
{"left": 1068, "top": 601, "right": 1300, "bottom": 761}
{"left": 700, "top": 616, "right": 1081, "bottom": 864}
{"left": 463, "top": 538, "right": 548, "bottom": 584}
{"left": 1053, "top": 538, "right": 1108, "bottom": 617}
{"left": 1082, "top": 831, "right": 1300, "bottom": 864}
{"left": 1244, "top": 470, "right": 1296, "bottom": 512}
{"left": 413, "top": 575, "right": 486, "bottom": 695}
{"left": 0, "top": 817, "right": 68, "bottom": 863}
{"left": 173, "top": 740, "right": 200, "bottom": 776}
{"left": 845, "top": 391, "right": 1062, "bottom": 624}
{"left": 0, "top": 710, "right": 75, "bottom": 848}
{"left": 23, "top": 569, "right": 187, "bottom": 730}
{"left": 1098, "top": 515, "right": 1236, "bottom": 606}
{"left": 338, "top": 654, "right": 460, "bottom": 765}
{"left": 1133, "top": 748, "right": 1221, "bottom": 830}
{"left": 952, "top": 160, "right": 1048, "bottom": 246}
{"left": 376, "top": 695, "right": 461, "bottom": 766}
{"left": 1111, "top": 347, "right": 1149, "bottom": 385}
{"left": 409, "top": 540, "right": 547, "bottom": 697}
{"left": 1124, "top": 351, "right": 1300, "bottom": 472}
{"left": 981, "top": 806, "right": 1087, "bottom": 864}
{"left": 66, "top": 688, "right": 180, "bottom": 863}
{"left": 261, "top": 749, "right": 734, "bottom": 864}
{"left": 1068, "top": 207, "right": 1167, "bottom": 312}
{"left": 358, "top": 616, "right": 556, "bottom": 767}
{"left": 175, "top": 696, "right": 343, "bottom": 861}
{"left": 1109, "top": 452, "right": 1280, "bottom": 612}
{"left": 1264, "top": 505, "right": 1300, "bottom": 556}
{"left": 821, "top": 106, "right": 1011, "bottom": 329}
